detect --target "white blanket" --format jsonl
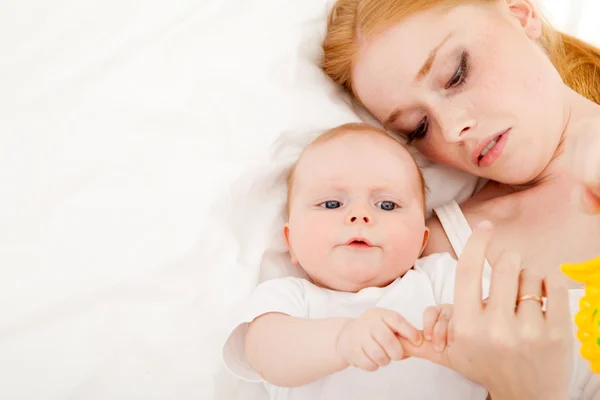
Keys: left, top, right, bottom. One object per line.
{"left": 2, "top": 1, "right": 596, "bottom": 399}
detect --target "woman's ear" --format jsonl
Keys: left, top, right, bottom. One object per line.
{"left": 283, "top": 224, "right": 299, "bottom": 264}
{"left": 419, "top": 226, "right": 430, "bottom": 257}
{"left": 504, "top": 0, "right": 542, "bottom": 40}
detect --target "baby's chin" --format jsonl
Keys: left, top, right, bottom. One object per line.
{"left": 318, "top": 264, "right": 411, "bottom": 293}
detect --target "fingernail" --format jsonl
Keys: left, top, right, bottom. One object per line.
{"left": 478, "top": 220, "right": 493, "bottom": 230}
{"left": 414, "top": 334, "right": 424, "bottom": 346}
{"left": 583, "top": 187, "right": 600, "bottom": 213}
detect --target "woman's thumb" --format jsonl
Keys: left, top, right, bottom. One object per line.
{"left": 398, "top": 336, "right": 451, "bottom": 368}
{"left": 573, "top": 184, "right": 600, "bottom": 214}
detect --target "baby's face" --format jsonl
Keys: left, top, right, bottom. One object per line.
{"left": 285, "top": 131, "right": 428, "bottom": 292}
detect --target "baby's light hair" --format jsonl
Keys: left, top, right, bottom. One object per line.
{"left": 286, "top": 122, "right": 427, "bottom": 216}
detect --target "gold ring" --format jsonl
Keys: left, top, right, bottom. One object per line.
{"left": 517, "top": 294, "right": 544, "bottom": 305}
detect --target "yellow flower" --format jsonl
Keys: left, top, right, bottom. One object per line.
{"left": 562, "top": 256, "right": 600, "bottom": 373}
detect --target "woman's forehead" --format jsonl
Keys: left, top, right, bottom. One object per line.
{"left": 352, "top": 4, "right": 489, "bottom": 117}
{"left": 354, "top": 18, "right": 446, "bottom": 109}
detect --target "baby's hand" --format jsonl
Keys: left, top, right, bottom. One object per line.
{"left": 567, "top": 118, "right": 600, "bottom": 213}
{"left": 335, "top": 308, "right": 422, "bottom": 372}
{"left": 422, "top": 304, "right": 454, "bottom": 353}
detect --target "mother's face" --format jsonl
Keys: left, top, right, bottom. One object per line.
{"left": 352, "top": 1, "right": 568, "bottom": 184}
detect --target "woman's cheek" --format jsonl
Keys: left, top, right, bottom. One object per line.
{"left": 418, "top": 143, "right": 457, "bottom": 167}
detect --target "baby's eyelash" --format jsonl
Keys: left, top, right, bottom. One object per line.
{"left": 375, "top": 200, "right": 399, "bottom": 211}
{"left": 318, "top": 200, "right": 342, "bottom": 209}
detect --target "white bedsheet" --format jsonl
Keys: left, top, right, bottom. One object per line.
{"left": 2, "top": 1, "right": 597, "bottom": 399}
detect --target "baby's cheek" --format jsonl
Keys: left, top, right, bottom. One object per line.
{"left": 292, "top": 220, "right": 333, "bottom": 261}
{"left": 389, "top": 223, "right": 426, "bottom": 256}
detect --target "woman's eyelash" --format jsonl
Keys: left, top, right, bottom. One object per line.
{"left": 407, "top": 118, "right": 428, "bottom": 144}
{"left": 446, "top": 51, "right": 469, "bottom": 89}
{"left": 406, "top": 52, "right": 470, "bottom": 144}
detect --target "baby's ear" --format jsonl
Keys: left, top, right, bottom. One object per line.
{"left": 419, "top": 226, "right": 430, "bottom": 257}
{"left": 283, "top": 224, "right": 299, "bottom": 264}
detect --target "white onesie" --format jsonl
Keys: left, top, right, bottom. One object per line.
{"left": 223, "top": 252, "right": 488, "bottom": 400}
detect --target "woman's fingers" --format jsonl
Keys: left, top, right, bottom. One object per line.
{"left": 544, "top": 273, "right": 571, "bottom": 330}
{"left": 571, "top": 125, "right": 600, "bottom": 190}
{"left": 487, "top": 250, "right": 521, "bottom": 316}
{"left": 422, "top": 305, "right": 453, "bottom": 351}
{"left": 423, "top": 306, "right": 441, "bottom": 341}
{"left": 455, "top": 221, "right": 494, "bottom": 315}
{"left": 568, "top": 121, "right": 600, "bottom": 213}
{"left": 516, "top": 269, "right": 545, "bottom": 322}
{"left": 574, "top": 185, "right": 600, "bottom": 214}
{"left": 432, "top": 305, "right": 453, "bottom": 352}
{"left": 383, "top": 311, "right": 422, "bottom": 346}
{"left": 397, "top": 336, "right": 450, "bottom": 368}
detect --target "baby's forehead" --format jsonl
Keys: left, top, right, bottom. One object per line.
{"left": 292, "top": 130, "right": 418, "bottom": 186}
{"left": 285, "top": 125, "right": 426, "bottom": 214}
{"left": 297, "top": 129, "right": 413, "bottom": 169}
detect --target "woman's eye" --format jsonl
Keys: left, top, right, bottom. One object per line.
{"left": 320, "top": 201, "right": 342, "bottom": 209}
{"left": 407, "top": 118, "right": 428, "bottom": 144}
{"left": 375, "top": 201, "right": 398, "bottom": 211}
{"left": 446, "top": 51, "right": 469, "bottom": 89}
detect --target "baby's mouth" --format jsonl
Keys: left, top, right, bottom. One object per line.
{"left": 349, "top": 241, "right": 370, "bottom": 248}
{"left": 345, "top": 238, "right": 373, "bottom": 248}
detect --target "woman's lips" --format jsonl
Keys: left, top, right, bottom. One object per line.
{"left": 472, "top": 129, "right": 510, "bottom": 167}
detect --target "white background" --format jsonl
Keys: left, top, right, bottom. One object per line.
{"left": 1, "top": 1, "right": 598, "bottom": 399}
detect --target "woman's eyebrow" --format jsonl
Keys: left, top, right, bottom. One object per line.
{"left": 416, "top": 32, "right": 454, "bottom": 82}
{"left": 384, "top": 32, "right": 455, "bottom": 128}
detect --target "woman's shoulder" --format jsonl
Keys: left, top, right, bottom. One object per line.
{"left": 424, "top": 184, "right": 518, "bottom": 258}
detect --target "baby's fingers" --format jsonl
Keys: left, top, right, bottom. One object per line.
{"left": 383, "top": 310, "right": 422, "bottom": 346}
{"left": 372, "top": 325, "right": 405, "bottom": 361}
{"left": 351, "top": 348, "right": 379, "bottom": 372}
{"left": 361, "top": 337, "right": 390, "bottom": 368}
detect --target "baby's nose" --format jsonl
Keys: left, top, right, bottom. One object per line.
{"left": 346, "top": 214, "right": 370, "bottom": 224}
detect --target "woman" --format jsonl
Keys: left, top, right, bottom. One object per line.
{"left": 321, "top": 0, "right": 600, "bottom": 398}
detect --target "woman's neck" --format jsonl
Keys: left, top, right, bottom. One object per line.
{"left": 514, "top": 87, "right": 600, "bottom": 192}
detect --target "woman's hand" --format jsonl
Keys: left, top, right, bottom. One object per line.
{"left": 401, "top": 222, "right": 573, "bottom": 400}
{"left": 422, "top": 304, "right": 454, "bottom": 353}
{"left": 568, "top": 117, "right": 600, "bottom": 213}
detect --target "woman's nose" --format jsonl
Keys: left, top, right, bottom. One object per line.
{"left": 436, "top": 102, "right": 477, "bottom": 144}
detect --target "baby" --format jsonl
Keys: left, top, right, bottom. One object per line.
{"left": 222, "top": 123, "right": 488, "bottom": 400}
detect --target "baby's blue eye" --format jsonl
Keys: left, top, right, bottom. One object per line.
{"left": 376, "top": 201, "right": 398, "bottom": 211}
{"left": 320, "top": 201, "right": 342, "bottom": 209}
